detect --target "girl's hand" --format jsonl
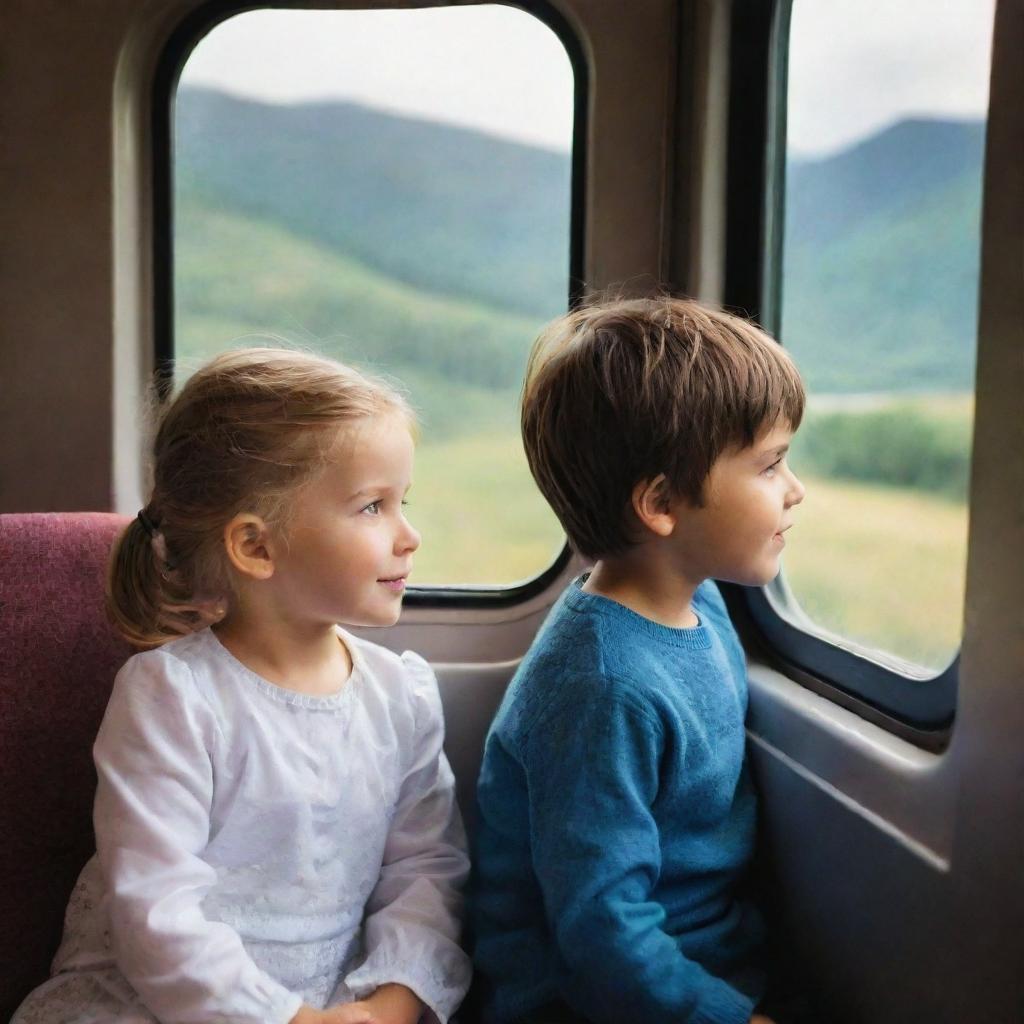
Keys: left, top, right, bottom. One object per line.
{"left": 353, "top": 984, "right": 423, "bottom": 1024}
{"left": 290, "top": 984, "right": 421, "bottom": 1024}
{"left": 289, "top": 1004, "right": 376, "bottom": 1024}
{"left": 323, "top": 1004, "right": 378, "bottom": 1024}
{"left": 750, "top": 1015, "right": 778, "bottom": 1024}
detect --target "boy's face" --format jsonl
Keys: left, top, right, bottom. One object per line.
{"left": 669, "top": 419, "right": 805, "bottom": 587}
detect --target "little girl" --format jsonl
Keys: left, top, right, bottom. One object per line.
{"left": 13, "top": 349, "right": 471, "bottom": 1024}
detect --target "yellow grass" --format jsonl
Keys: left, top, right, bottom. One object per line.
{"left": 777, "top": 475, "right": 967, "bottom": 671}
{"left": 410, "top": 433, "right": 564, "bottom": 586}
{"left": 409, "top": 438, "right": 968, "bottom": 672}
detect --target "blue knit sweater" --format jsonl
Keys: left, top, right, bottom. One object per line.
{"left": 472, "top": 577, "right": 765, "bottom": 1024}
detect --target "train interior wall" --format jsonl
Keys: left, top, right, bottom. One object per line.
{"left": 2, "top": 2, "right": 1022, "bottom": 1021}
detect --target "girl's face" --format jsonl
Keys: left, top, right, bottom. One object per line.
{"left": 269, "top": 411, "right": 421, "bottom": 629}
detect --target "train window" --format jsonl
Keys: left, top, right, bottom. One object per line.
{"left": 746, "top": 0, "right": 994, "bottom": 725}
{"left": 166, "top": 6, "right": 578, "bottom": 589}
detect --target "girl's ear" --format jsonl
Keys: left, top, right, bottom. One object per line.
{"left": 631, "top": 474, "right": 677, "bottom": 538}
{"left": 223, "top": 514, "right": 276, "bottom": 580}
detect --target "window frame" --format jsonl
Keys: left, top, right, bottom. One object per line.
{"left": 722, "top": 0, "right": 969, "bottom": 734}
{"left": 151, "top": 0, "right": 587, "bottom": 607}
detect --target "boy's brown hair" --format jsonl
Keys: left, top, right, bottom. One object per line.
{"left": 521, "top": 296, "right": 805, "bottom": 559}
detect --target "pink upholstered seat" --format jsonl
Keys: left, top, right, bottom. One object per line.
{"left": 0, "top": 512, "right": 132, "bottom": 1021}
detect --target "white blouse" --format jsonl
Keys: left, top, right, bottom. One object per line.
{"left": 23, "top": 628, "right": 471, "bottom": 1024}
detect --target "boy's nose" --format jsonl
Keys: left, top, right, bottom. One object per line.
{"left": 786, "top": 469, "right": 806, "bottom": 507}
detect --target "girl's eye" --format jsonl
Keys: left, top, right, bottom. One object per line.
{"left": 362, "top": 500, "right": 382, "bottom": 515}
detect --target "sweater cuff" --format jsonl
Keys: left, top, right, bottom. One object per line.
{"left": 690, "top": 981, "right": 756, "bottom": 1024}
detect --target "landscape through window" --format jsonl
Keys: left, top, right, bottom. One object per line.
{"left": 775, "top": 0, "right": 994, "bottom": 672}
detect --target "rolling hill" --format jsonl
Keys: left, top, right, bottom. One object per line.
{"left": 176, "top": 86, "right": 572, "bottom": 322}
{"left": 782, "top": 119, "right": 985, "bottom": 392}
{"left": 175, "top": 86, "right": 985, "bottom": 398}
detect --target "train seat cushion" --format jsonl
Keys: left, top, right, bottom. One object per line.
{"left": 0, "top": 512, "right": 132, "bottom": 1021}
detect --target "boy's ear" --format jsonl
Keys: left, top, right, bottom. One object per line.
{"left": 223, "top": 514, "right": 277, "bottom": 580}
{"left": 631, "top": 474, "right": 677, "bottom": 538}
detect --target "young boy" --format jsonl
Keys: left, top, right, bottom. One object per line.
{"left": 472, "top": 297, "right": 806, "bottom": 1024}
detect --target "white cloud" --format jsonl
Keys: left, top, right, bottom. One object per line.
{"left": 179, "top": 6, "right": 575, "bottom": 152}
{"left": 179, "top": 2, "right": 995, "bottom": 158}
{"left": 787, "top": 0, "right": 994, "bottom": 156}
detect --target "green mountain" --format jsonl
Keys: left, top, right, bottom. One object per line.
{"left": 175, "top": 87, "right": 985, "bottom": 396}
{"left": 786, "top": 119, "right": 985, "bottom": 247}
{"left": 176, "top": 86, "right": 572, "bottom": 322}
{"left": 174, "top": 194, "right": 532, "bottom": 437}
{"left": 782, "top": 119, "right": 985, "bottom": 392}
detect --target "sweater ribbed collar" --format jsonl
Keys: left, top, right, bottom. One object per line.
{"left": 564, "top": 574, "right": 712, "bottom": 651}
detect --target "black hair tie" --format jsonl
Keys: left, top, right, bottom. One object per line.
{"left": 137, "top": 509, "right": 160, "bottom": 537}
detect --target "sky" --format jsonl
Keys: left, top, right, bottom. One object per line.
{"left": 180, "top": 1, "right": 995, "bottom": 158}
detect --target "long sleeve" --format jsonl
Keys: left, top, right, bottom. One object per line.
{"left": 93, "top": 650, "right": 303, "bottom": 1024}
{"left": 343, "top": 652, "right": 472, "bottom": 1024}
{"left": 524, "top": 685, "right": 755, "bottom": 1024}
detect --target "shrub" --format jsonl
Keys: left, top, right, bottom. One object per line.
{"left": 794, "top": 404, "right": 971, "bottom": 500}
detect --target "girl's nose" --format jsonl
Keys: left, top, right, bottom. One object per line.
{"left": 397, "top": 515, "right": 421, "bottom": 555}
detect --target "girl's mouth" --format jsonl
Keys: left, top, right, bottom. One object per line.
{"left": 378, "top": 577, "right": 407, "bottom": 592}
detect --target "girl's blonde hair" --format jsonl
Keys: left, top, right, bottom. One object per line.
{"left": 108, "top": 348, "right": 411, "bottom": 649}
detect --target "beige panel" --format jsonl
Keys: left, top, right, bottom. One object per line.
{"left": 0, "top": 1, "right": 134, "bottom": 510}
{"left": 945, "top": 0, "right": 1024, "bottom": 1010}
{"left": 556, "top": 0, "right": 678, "bottom": 293}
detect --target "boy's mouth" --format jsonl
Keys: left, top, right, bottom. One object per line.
{"left": 378, "top": 575, "right": 408, "bottom": 592}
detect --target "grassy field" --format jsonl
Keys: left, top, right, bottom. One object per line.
{"left": 408, "top": 433, "right": 968, "bottom": 673}
{"left": 780, "top": 475, "right": 967, "bottom": 672}
{"left": 410, "top": 432, "right": 564, "bottom": 585}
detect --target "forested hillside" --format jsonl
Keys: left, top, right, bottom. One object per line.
{"left": 175, "top": 86, "right": 984, "bottom": 397}
{"left": 782, "top": 119, "right": 985, "bottom": 392}
{"left": 176, "top": 87, "right": 572, "bottom": 323}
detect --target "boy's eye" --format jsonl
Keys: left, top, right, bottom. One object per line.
{"left": 362, "top": 500, "right": 382, "bottom": 515}
{"left": 764, "top": 458, "right": 783, "bottom": 475}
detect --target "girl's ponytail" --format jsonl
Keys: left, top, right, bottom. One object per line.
{"left": 106, "top": 508, "right": 225, "bottom": 650}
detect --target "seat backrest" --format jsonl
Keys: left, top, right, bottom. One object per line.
{"left": 0, "top": 512, "right": 505, "bottom": 1021}
{"left": 0, "top": 512, "right": 132, "bottom": 1021}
